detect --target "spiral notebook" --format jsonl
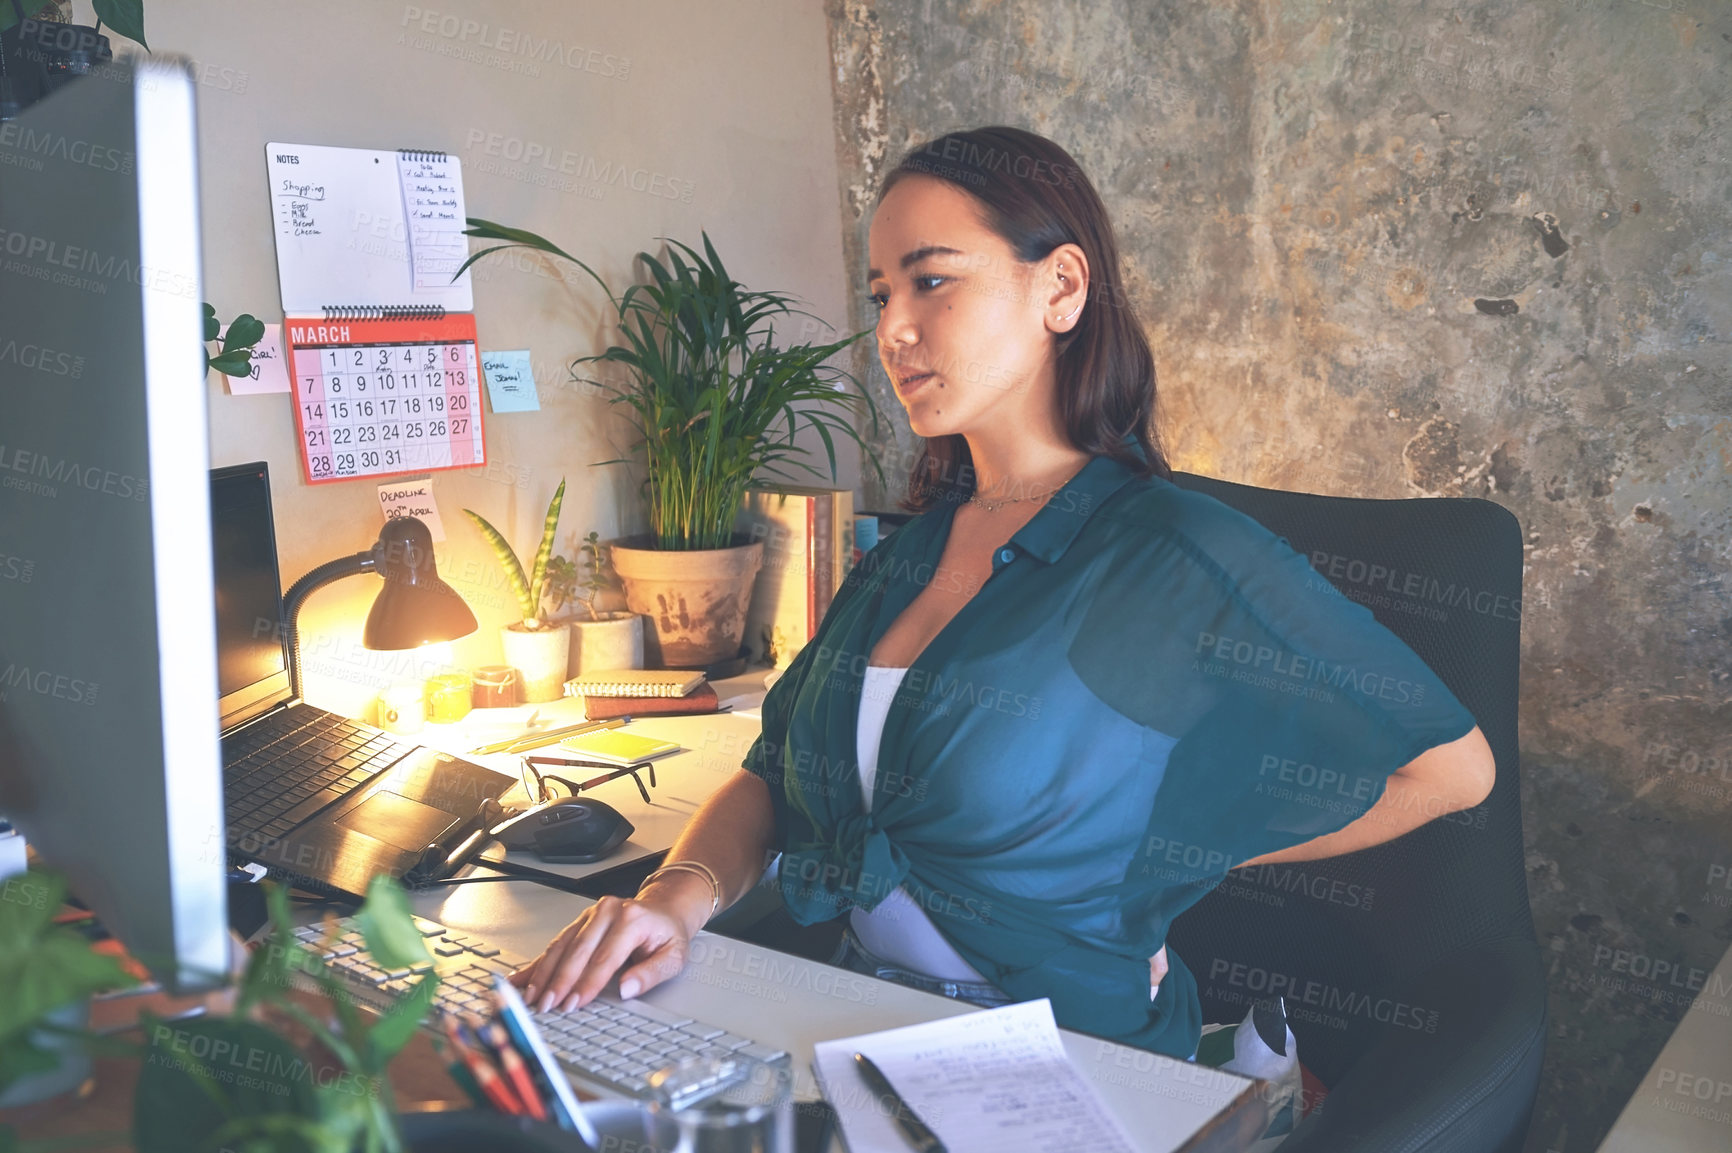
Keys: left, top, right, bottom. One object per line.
{"left": 266, "top": 141, "right": 474, "bottom": 314}
{"left": 563, "top": 669, "right": 708, "bottom": 699}
{"left": 265, "top": 142, "right": 486, "bottom": 484}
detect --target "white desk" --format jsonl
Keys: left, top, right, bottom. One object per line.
{"left": 409, "top": 871, "right": 1257, "bottom": 1153}
{"left": 1597, "top": 942, "right": 1732, "bottom": 1152}
{"left": 374, "top": 668, "right": 1258, "bottom": 1151}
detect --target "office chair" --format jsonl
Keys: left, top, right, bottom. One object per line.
{"left": 1164, "top": 472, "right": 1546, "bottom": 1153}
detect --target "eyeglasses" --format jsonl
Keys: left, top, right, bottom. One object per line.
{"left": 518, "top": 754, "right": 658, "bottom": 806}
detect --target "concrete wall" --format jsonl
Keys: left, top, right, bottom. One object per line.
{"left": 138, "top": 0, "right": 858, "bottom": 718}
{"left": 823, "top": 1, "right": 1729, "bottom": 1149}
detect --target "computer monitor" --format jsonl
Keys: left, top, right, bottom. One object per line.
{"left": 0, "top": 58, "right": 228, "bottom": 992}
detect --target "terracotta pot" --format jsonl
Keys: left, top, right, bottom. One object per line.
{"left": 568, "top": 610, "right": 644, "bottom": 675}
{"left": 609, "top": 534, "right": 763, "bottom": 668}
{"left": 499, "top": 622, "right": 572, "bottom": 703}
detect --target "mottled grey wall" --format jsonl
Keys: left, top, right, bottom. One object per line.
{"left": 822, "top": 1, "right": 1730, "bottom": 1149}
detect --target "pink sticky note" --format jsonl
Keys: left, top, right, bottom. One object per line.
{"left": 222, "top": 323, "right": 291, "bottom": 395}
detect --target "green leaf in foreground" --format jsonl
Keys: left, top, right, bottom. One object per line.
{"left": 134, "top": 1014, "right": 321, "bottom": 1153}
{"left": 0, "top": 870, "right": 134, "bottom": 1046}
{"left": 354, "top": 876, "right": 427, "bottom": 971}
{"left": 93, "top": 0, "right": 147, "bottom": 49}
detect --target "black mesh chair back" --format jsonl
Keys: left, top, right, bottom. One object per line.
{"left": 1165, "top": 472, "right": 1545, "bottom": 1153}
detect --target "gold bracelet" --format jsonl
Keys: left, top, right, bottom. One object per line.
{"left": 639, "top": 860, "right": 722, "bottom": 921}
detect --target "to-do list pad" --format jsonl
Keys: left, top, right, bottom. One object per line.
{"left": 265, "top": 142, "right": 473, "bottom": 314}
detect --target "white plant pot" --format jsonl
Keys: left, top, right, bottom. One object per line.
{"left": 0, "top": 1000, "right": 91, "bottom": 1108}
{"left": 569, "top": 611, "right": 644, "bottom": 676}
{"left": 500, "top": 622, "right": 572, "bottom": 703}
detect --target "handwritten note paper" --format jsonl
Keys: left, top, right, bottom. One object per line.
{"left": 396, "top": 153, "right": 470, "bottom": 290}
{"left": 222, "top": 322, "right": 291, "bottom": 395}
{"left": 378, "top": 477, "right": 447, "bottom": 542}
{"left": 265, "top": 143, "right": 473, "bottom": 313}
{"left": 481, "top": 350, "right": 541, "bottom": 413}
{"left": 813, "top": 1000, "right": 1137, "bottom": 1153}
{"left": 273, "top": 176, "right": 325, "bottom": 240}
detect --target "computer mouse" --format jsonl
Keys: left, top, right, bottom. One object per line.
{"left": 492, "top": 797, "right": 635, "bottom": 864}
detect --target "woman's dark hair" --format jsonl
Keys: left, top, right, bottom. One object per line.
{"left": 877, "top": 126, "right": 1170, "bottom": 513}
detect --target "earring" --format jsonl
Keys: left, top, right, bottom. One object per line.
{"left": 1060, "top": 303, "right": 1081, "bottom": 323}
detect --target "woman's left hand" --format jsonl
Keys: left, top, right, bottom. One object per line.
{"left": 1149, "top": 945, "right": 1168, "bottom": 997}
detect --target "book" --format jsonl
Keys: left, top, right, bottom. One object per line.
{"left": 563, "top": 669, "right": 706, "bottom": 698}
{"left": 580, "top": 681, "right": 719, "bottom": 721}
{"left": 736, "top": 485, "right": 853, "bottom": 668}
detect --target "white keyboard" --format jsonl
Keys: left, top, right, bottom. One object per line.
{"left": 293, "top": 914, "right": 790, "bottom": 1107}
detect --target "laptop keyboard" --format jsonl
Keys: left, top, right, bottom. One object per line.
{"left": 297, "top": 914, "right": 789, "bottom": 1108}
{"left": 224, "top": 705, "right": 415, "bottom": 841}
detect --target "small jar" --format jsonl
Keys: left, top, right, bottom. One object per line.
{"left": 424, "top": 671, "right": 473, "bottom": 724}
{"left": 471, "top": 664, "right": 520, "bottom": 709}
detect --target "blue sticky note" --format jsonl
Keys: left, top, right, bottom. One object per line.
{"left": 482, "top": 350, "right": 541, "bottom": 413}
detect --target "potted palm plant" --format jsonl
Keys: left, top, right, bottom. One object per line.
{"left": 458, "top": 224, "right": 886, "bottom": 668}
{"left": 463, "top": 479, "right": 572, "bottom": 702}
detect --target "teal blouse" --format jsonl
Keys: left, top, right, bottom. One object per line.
{"left": 742, "top": 438, "right": 1478, "bottom": 1058}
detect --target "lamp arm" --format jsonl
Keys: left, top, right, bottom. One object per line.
{"left": 282, "top": 552, "right": 376, "bottom": 703}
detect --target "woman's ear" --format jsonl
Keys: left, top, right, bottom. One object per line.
{"left": 1044, "top": 243, "right": 1090, "bottom": 334}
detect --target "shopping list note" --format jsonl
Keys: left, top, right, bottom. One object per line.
{"left": 481, "top": 350, "right": 541, "bottom": 413}
{"left": 378, "top": 477, "right": 447, "bottom": 542}
{"left": 264, "top": 142, "right": 473, "bottom": 313}
{"left": 812, "top": 999, "right": 1137, "bottom": 1153}
{"left": 396, "top": 152, "right": 469, "bottom": 290}
{"left": 221, "top": 322, "right": 291, "bottom": 395}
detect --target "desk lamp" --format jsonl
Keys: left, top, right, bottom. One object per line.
{"left": 282, "top": 515, "right": 477, "bottom": 700}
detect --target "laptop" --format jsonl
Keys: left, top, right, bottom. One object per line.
{"left": 211, "top": 462, "right": 509, "bottom": 900}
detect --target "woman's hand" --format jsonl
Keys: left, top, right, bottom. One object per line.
{"left": 510, "top": 874, "right": 711, "bottom": 1012}
{"left": 1149, "top": 945, "right": 1168, "bottom": 996}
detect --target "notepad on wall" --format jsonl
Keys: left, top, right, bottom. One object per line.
{"left": 265, "top": 142, "right": 474, "bottom": 315}
{"left": 564, "top": 669, "right": 707, "bottom": 699}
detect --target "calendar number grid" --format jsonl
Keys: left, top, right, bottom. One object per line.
{"left": 286, "top": 315, "right": 487, "bottom": 486}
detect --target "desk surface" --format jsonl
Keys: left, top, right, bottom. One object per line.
{"left": 413, "top": 872, "right": 1257, "bottom": 1153}
{"left": 1597, "top": 941, "right": 1732, "bottom": 1152}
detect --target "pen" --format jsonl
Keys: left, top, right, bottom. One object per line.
{"left": 470, "top": 716, "right": 628, "bottom": 756}
{"left": 853, "top": 1052, "right": 947, "bottom": 1153}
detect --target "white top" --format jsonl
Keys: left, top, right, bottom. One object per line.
{"left": 850, "top": 665, "right": 993, "bottom": 983}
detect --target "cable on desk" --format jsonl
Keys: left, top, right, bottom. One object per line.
{"left": 419, "top": 857, "right": 600, "bottom": 896}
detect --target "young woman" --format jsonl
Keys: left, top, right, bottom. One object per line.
{"left": 511, "top": 126, "right": 1495, "bottom": 1062}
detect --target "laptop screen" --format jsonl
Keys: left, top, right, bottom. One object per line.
{"left": 211, "top": 462, "right": 293, "bottom": 728}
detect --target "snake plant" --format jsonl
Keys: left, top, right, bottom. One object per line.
{"left": 463, "top": 477, "right": 566, "bottom": 629}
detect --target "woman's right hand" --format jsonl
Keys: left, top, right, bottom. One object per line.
{"left": 509, "top": 886, "right": 701, "bottom": 1013}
